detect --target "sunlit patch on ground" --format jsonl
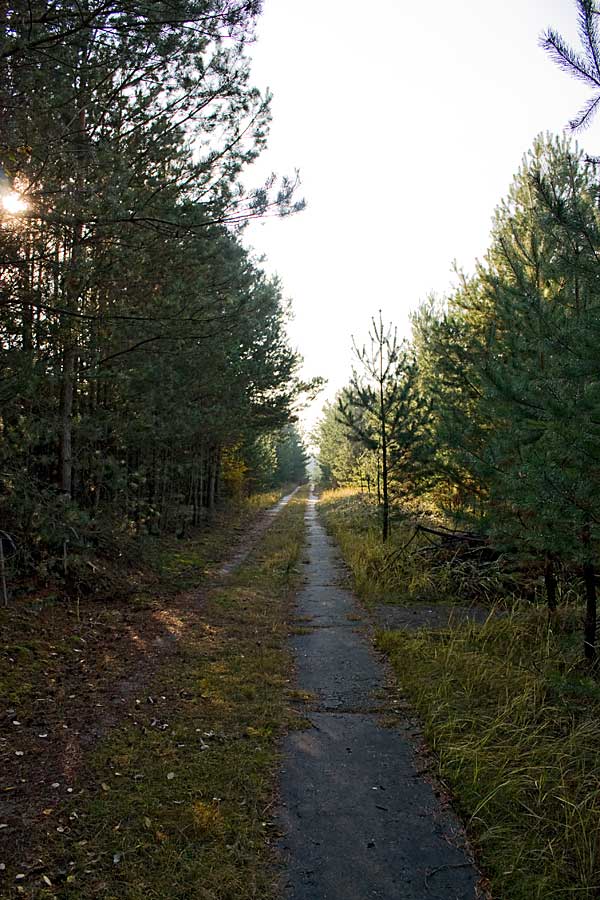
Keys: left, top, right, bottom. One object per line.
{"left": 0, "top": 491, "right": 307, "bottom": 899}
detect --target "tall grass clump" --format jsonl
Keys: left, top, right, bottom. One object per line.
{"left": 319, "top": 488, "right": 481, "bottom": 605}
{"left": 377, "top": 608, "right": 600, "bottom": 899}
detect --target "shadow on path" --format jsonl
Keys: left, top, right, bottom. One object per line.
{"left": 278, "top": 490, "right": 480, "bottom": 900}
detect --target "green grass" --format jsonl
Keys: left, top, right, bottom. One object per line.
{"left": 60, "top": 497, "right": 305, "bottom": 900}
{"left": 377, "top": 611, "right": 600, "bottom": 898}
{"left": 2, "top": 490, "right": 307, "bottom": 900}
{"left": 0, "top": 489, "right": 291, "bottom": 709}
{"left": 321, "top": 487, "right": 600, "bottom": 898}
{"left": 319, "top": 487, "right": 459, "bottom": 604}
{"left": 319, "top": 487, "right": 519, "bottom": 606}
{"left": 154, "top": 488, "right": 289, "bottom": 592}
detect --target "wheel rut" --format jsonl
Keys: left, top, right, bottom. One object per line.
{"left": 277, "top": 491, "right": 480, "bottom": 900}
{"left": 219, "top": 486, "right": 301, "bottom": 575}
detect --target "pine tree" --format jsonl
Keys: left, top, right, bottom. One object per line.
{"left": 314, "top": 396, "right": 374, "bottom": 489}
{"left": 542, "top": 0, "right": 600, "bottom": 133}
{"left": 415, "top": 134, "right": 600, "bottom": 660}
{"left": 338, "top": 313, "right": 432, "bottom": 541}
{"left": 0, "top": 2, "right": 312, "bottom": 577}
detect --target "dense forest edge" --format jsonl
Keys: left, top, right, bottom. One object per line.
{"left": 0, "top": 1, "right": 314, "bottom": 604}
{"left": 316, "top": 132, "right": 600, "bottom": 666}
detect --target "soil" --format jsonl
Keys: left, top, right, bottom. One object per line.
{"left": 0, "top": 493, "right": 295, "bottom": 886}
{"left": 372, "top": 603, "right": 497, "bottom": 631}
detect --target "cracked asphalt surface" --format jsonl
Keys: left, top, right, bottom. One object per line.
{"left": 277, "top": 491, "right": 480, "bottom": 899}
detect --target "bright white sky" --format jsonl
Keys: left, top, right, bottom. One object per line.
{"left": 243, "top": 0, "right": 593, "bottom": 438}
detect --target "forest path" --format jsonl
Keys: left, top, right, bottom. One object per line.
{"left": 219, "top": 485, "right": 301, "bottom": 575}
{"left": 278, "top": 490, "right": 480, "bottom": 900}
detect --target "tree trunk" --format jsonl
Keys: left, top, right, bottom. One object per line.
{"left": 582, "top": 524, "right": 597, "bottom": 664}
{"left": 380, "top": 377, "right": 389, "bottom": 542}
{"left": 208, "top": 450, "right": 217, "bottom": 510}
{"left": 59, "top": 343, "right": 76, "bottom": 496}
{"left": 58, "top": 62, "right": 87, "bottom": 500}
{"left": 583, "top": 561, "right": 597, "bottom": 664}
{"left": 544, "top": 554, "right": 557, "bottom": 614}
{"left": 214, "top": 447, "right": 221, "bottom": 504}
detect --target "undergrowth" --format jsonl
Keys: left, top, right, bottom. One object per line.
{"left": 319, "top": 487, "right": 470, "bottom": 604}
{"left": 6, "top": 488, "right": 288, "bottom": 606}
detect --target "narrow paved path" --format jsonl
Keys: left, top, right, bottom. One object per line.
{"left": 278, "top": 491, "right": 479, "bottom": 900}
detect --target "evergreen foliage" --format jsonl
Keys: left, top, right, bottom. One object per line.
{"left": 413, "top": 136, "right": 600, "bottom": 661}
{"left": 542, "top": 0, "right": 600, "bottom": 132}
{"left": 273, "top": 424, "right": 309, "bottom": 486}
{"left": 316, "top": 133, "right": 600, "bottom": 664}
{"left": 313, "top": 397, "right": 375, "bottom": 490}
{"left": 336, "top": 313, "right": 432, "bottom": 541}
{"left": 0, "top": 1, "right": 313, "bottom": 582}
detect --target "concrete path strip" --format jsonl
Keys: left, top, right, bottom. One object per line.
{"left": 278, "top": 490, "right": 480, "bottom": 900}
{"left": 219, "top": 485, "right": 301, "bottom": 575}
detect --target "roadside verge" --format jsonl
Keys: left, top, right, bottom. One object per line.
{"left": 1, "top": 490, "right": 307, "bottom": 899}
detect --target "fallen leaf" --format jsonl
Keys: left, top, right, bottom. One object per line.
{"left": 166, "top": 772, "right": 175, "bottom": 780}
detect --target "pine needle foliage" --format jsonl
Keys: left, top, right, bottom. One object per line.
{"left": 542, "top": 0, "right": 600, "bottom": 131}
{"left": 414, "top": 134, "right": 600, "bottom": 662}
{"left": 0, "top": 2, "right": 313, "bottom": 582}
{"left": 337, "top": 312, "right": 432, "bottom": 542}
